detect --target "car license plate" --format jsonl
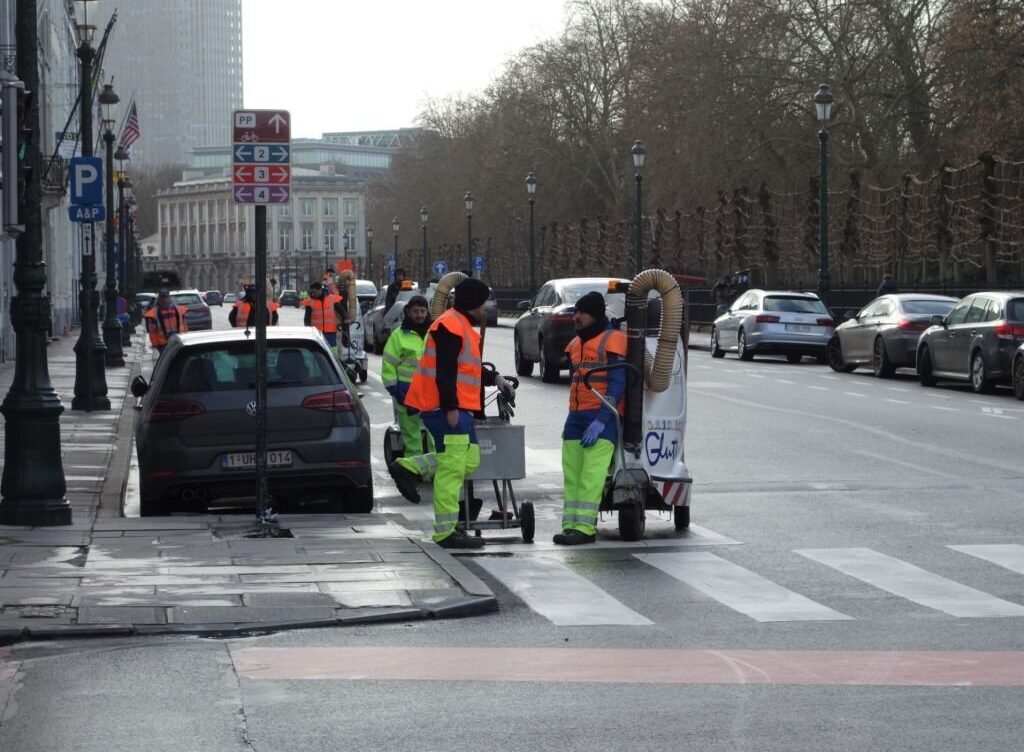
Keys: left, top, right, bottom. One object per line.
{"left": 786, "top": 324, "right": 812, "bottom": 333}
{"left": 222, "top": 450, "right": 293, "bottom": 470}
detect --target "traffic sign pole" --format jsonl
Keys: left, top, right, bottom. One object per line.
{"left": 254, "top": 205, "right": 270, "bottom": 531}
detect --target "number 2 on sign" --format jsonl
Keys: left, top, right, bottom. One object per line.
{"left": 253, "top": 146, "right": 270, "bottom": 161}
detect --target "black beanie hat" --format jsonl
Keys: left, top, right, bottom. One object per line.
{"left": 454, "top": 278, "right": 490, "bottom": 311}
{"left": 405, "top": 294, "right": 429, "bottom": 310}
{"left": 575, "top": 290, "right": 606, "bottom": 319}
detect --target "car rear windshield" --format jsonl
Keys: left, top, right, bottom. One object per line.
{"left": 357, "top": 282, "right": 377, "bottom": 296}
{"left": 763, "top": 296, "right": 828, "bottom": 313}
{"left": 903, "top": 299, "right": 956, "bottom": 315}
{"left": 1007, "top": 298, "right": 1024, "bottom": 322}
{"left": 172, "top": 293, "right": 203, "bottom": 307}
{"left": 162, "top": 343, "right": 339, "bottom": 393}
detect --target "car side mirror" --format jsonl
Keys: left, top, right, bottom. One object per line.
{"left": 516, "top": 300, "right": 531, "bottom": 311}
{"left": 130, "top": 375, "right": 149, "bottom": 398}
{"left": 930, "top": 314, "right": 946, "bottom": 327}
{"left": 715, "top": 304, "right": 729, "bottom": 316}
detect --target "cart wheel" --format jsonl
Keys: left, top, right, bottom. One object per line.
{"left": 520, "top": 502, "right": 535, "bottom": 543}
{"left": 673, "top": 505, "right": 690, "bottom": 530}
{"left": 618, "top": 502, "right": 645, "bottom": 541}
{"left": 383, "top": 426, "right": 401, "bottom": 466}
{"left": 358, "top": 368, "right": 368, "bottom": 383}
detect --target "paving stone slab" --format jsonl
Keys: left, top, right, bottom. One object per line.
{"left": 239, "top": 570, "right": 398, "bottom": 585}
{"left": 324, "top": 589, "right": 413, "bottom": 608}
{"left": 336, "top": 607, "right": 429, "bottom": 624}
{"left": 0, "top": 590, "right": 75, "bottom": 606}
{"left": 25, "top": 624, "right": 134, "bottom": 639}
{"left": 73, "top": 593, "right": 242, "bottom": 608}
{"left": 241, "top": 592, "right": 338, "bottom": 608}
{"left": 81, "top": 575, "right": 238, "bottom": 586}
{"left": 168, "top": 606, "right": 338, "bottom": 624}
{"left": 78, "top": 607, "right": 167, "bottom": 625}
{"left": 158, "top": 564, "right": 312, "bottom": 576}
{"left": 231, "top": 553, "right": 382, "bottom": 566}
{"left": 155, "top": 583, "right": 321, "bottom": 596}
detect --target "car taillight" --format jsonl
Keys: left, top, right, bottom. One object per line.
{"left": 302, "top": 390, "right": 356, "bottom": 412}
{"left": 756, "top": 315, "right": 780, "bottom": 323}
{"left": 897, "top": 318, "right": 928, "bottom": 332}
{"left": 149, "top": 400, "right": 205, "bottom": 422}
{"left": 994, "top": 322, "right": 1024, "bottom": 339}
{"left": 817, "top": 318, "right": 835, "bottom": 327}
{"left": 551, "top": 313, "right": 575, "bottom": 323}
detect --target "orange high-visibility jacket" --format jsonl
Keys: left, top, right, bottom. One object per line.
{"left": 231, "top": 300, "right": 280, "bottom": 327}
{"left": 144, "top": 305, "right": 189, "bottom": 347}
{"left": 566, "top": 328, "right": 627, "bottom": 414}
{"left": 300, "top": 294, "right": 341, "bottom": 333}
{"left": 405, "top": 309, "right": 483, "bottom": 413}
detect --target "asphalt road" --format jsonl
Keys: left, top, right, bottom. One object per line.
{"left": 5, "top": 306, "right": 1023, "bottom": 752}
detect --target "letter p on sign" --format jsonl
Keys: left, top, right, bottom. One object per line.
{"left": 69, "top": 156, "right": 103, "bottom": 207}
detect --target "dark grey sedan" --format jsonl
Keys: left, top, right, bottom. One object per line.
{"left": 917, "top": 292, "right": 1024, "bottom": 393}
{"left": 827, "top": 294, "right": 958, "bottom": 377}
{"left": 131, "top": 327, "right": 372, "bottom": 516}
{"left": 170, "top": 289, "right": 212, "bottom": 331}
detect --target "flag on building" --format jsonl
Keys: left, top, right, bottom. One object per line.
{"left": 118, "top": 99, "right": 141, "bottom": 150}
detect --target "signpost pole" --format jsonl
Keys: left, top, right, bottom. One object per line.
{"left": 254, "top": 205, "right": 270, "bottom": 531}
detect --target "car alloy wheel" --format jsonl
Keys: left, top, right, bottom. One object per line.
{"left": 917, "top": 347, "right": 936, "bottom": 387}
{"left": 1013, "top": 356, "right": 1024, "bottom": 401}
{"left": 827, "top": 336, "right": 855, "bottom": 373}
{"left": 514, "top": 334, "right": 534, "bottom": 377}
{"left": 737, "top": 329, "right": 754, "bottom": 361}
{"left": 971, "top": 351, "right": 993, "bottom": 394}
{"left": 873, "top": 338, "right": 894, "bottom": 378}
{"left": 710, "top": 328, "right": 725, "bottom": 358}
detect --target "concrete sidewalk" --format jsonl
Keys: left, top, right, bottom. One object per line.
{"left": 0, "top": 328, "right": 496, "bottom": 644}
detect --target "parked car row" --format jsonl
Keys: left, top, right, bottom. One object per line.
{"left": 709, "top": 288, "right": 1024, "bottom": 398}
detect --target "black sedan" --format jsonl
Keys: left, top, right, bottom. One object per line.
{"left": 827, "top": 294, "right": 958, "bottom": 377}
{"left": 130, "top": 327, "right": 372, "bottom": 516}
{"left": 917, "top": 291, "right": 1024, "bottom": 393}
{"left": 513, "top": 277, "right": 628, "bottom": 383}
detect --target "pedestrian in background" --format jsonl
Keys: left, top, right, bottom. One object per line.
{"left": 877, "top": 273, "right": 899, "bottom": 296}
{"left": 143, "top": 289, "right": 189, "bottom": 356}
{"left": 229, "top": 285, "right": 280, "bottom": 327}
{"left": 301, "top": 281, "right": 346, "bottom": 348}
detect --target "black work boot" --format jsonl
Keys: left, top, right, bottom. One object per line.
{"left": 457, "top": 497, "right": 483, "bottom": 522}
{"left": 387, "top": 461, "right": 421, "bottom": 504}
{"left": 437, "top": 530, "right": 485, "bottom": 549}
{"left": 553, "top": 529, "right": 596, "bottom": 545}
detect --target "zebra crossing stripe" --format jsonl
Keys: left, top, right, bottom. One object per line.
{"left": 634, "top": 552, "right": 851, "bottom": 622}
{"left": 949, "top": 544, "right": 1024, "bottom": 576}
{"left": 476, "top": 556, "right": 652, "bottom": 626}
{"left": 797, "top": 548, "right": 1024, "bottom": 618}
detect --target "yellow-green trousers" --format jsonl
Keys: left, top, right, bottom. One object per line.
{"left": 561, "top": 438, "right": 614, "bottom": 536}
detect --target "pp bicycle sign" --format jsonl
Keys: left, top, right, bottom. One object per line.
{"left": 232, "top": 110, "right": 291, "bottom": 205}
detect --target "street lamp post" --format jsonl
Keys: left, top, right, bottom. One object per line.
{"left": 365, "top": 225, "right": 373, "bottom": 283}
{"left": 99, "top": 82, "right": 123, "bottom": 366}
{"left": 392, "top": 217, "right": 399, "bottom": 284}
{"left": 464, "top": 191, "right": 474, "bottom": 276}
{"left": 632, "top": 140, "right": 646, "bottom": 276}
{"left": 114, "top": 146, "right": 129, "bottom": 294}
{"left": 71, "top": 10, "right": 109, "bottom": 410}
{"left": 815, "top": 83, "right": 834, "bottom": 304}
{"left": 0, "top": 0, "right": 71, "bottom": 524}
{"left": 526, "top": 172, "right": 537, "bottom": 293}
{"left": 420, "top": 206, "right": 428, "bottom": 289}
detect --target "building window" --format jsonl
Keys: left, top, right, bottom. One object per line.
{"left": 280, "top": 202, "right": 290, "bottom": 217}
{"left": 323, "top": 198, "right": 338, "bottom": 217}
{"left": 301, "top": 224, "right": 314, "bottom": 251}
{"left": 324, "top": 225, "right": 336, "bottom": 251}
{"left": 278, "top": 225, "right": 292, "bottom": 252}
{"left": 343, "top": 198, "right": 358, "bottom": 218}
{"left": 301, "top": 198, "right": 315, "bottom": 217}
{"left": 343, "top": 222, "right": 358, "bottom": 251}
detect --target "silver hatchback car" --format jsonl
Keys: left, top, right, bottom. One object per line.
{"left": 711, "top": 289, "right": 835, "bottom": 362}
{"left": 131, "top": 327, "right": 372, "bottom": 516}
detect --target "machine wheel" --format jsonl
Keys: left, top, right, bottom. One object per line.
{"left": 539, "top": 338, "right": 559, "bottom": 383}
{"left": 383, "top": 426, "right": 402, "bottom": 467}
{"left": 827, "top": 335, "right": 856, "bottom": 373}
{"left": 520, "top": 502, "right": 535, "bottom": 543}
{"left": 710, "top": 328, "right": 725, "bottom": 358}
{"left": 618, "top": 502, "right": 646, "bottom": 541}
{"left": 737, "top": 329, "right": 754, "bottom": 361}
{"left": 917, "top": 347, "right": 936, "bottom": 386}
{"left": 786, "top": 353, "right": 802, "bottom": 364}
{"left": 872, "top": 338, "right": 895, "bottom": 378}
{"left": 1013, "top": 356, "right": 1024, "bottom": 401}
{"left": 673, "top": 505, "right": 690, "bottom": 530}
{"left": 358, "top": 367, "right": 368, "bottom": 383}
{"left": 514, "top": 334, "right": 534, "bottom": 377}
{"left": 970, "top": 351, "right": 994, "bottom": 394}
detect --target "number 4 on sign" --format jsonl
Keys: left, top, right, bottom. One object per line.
{"left": 254, "top": 187, "right": 270, "bottom": 202}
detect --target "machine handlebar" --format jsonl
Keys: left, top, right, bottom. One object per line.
{"left": 582, "top": 361, "right": 640, "bottom": 390}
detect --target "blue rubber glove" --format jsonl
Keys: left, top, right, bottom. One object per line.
{"left": 581, "top": 419, "right": 606, "bottom": 448}
{"left": 396, "top": 382, "right": 410, "bottom": 403}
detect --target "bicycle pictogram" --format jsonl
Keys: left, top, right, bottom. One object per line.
{"left": 239, "top": 132, "right": 260, "bottom": 143}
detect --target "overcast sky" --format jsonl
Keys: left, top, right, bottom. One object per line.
{"left": 242, "top": 0, "right": 569, "bottom": 138}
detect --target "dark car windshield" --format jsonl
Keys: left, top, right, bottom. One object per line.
{"left": 763, "top": 296, "right": 828, "bottom": 314}
{"left": 205, "top": 291, "right": 222, "bottom": 302}
{"left": 162, "top": 343, "right": 339, "bottom": 393}
{"left": 172, "top": 293, "right": 204, "bottom": 307}
{"left": 563, "top": 283, "right": 617, "bottom": 303}
{"left": 1008, "top": 298, "right": 1024, "bottom": 322}
{"left": 903, "top": 299, "right": 956, "bottom": 316}
{"left": 357, "top": 282, "right": 377, "bottom": 296}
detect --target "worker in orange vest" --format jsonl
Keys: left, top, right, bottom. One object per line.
{"left": 143, "top": 290, "right": 189, "bottom": 355}
{"left": 301, "top": 280, "right": 348, "bottom": 348}
{"left": 402, "top": 278, "right": 498, "bottom": 549}
{"left": 229, "top": 285, "right": 280, "bottom": 327}
{"left": 554, "top": 291, "right": 627, "bottom": 545}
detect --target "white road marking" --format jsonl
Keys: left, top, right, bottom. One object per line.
{"left": 851, "top": 449, "right": 959, "bottom": 479}
{"left": 775, "top": 379, "right": 796, "bottom": 385}
{"left": 982, "top": 407, "right": 1016, "bottom": 420}
{"left": 949, "top": 544, "right": 1024, "bottom": 576}
{"left": 885, "top": 387, "right": 911, "bottom": 392}
{"left": 635, "top": 552, "right": 850, "bottom": 622}
{"left": 477, "top": 556, "right": 652, "bottom": 626}
{"left": 796, "top": 548, "right": 1024, "bottom": 618}
{"left": 929, "top": 405, "right": 960, "bottom": 412}
{"left": 883, "top": 398, "right": 911, "bottom": 405}
{"left": 843, "top": 392, "right": 866, "bottom": 397}
{"left": 807, "top": 385, "right": 828, "bottom": 391}
{"left": 746, "top": 373, "right": 766, "bottom": 379}
{"left": 819, "top": 375, "right": 840, "bottom": 380}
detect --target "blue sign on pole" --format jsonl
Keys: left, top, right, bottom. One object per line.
{"left": 432, "top": 261, "right": 448, "bottom": 277}
{"left": 387, "top": 253, "right": 396, "bottom": 283}
{"left": 68, "top": 205, "right": 105, "bottom": 223}
{"left": 473, "top": 254, "right": 485, "bottom": 272}
{"left": 69, "top": 157, "right": 103, "bottom": 207}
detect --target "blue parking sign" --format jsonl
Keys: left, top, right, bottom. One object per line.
{"left": 69, "top": 157, "right": 103, "bottom": 207}
{"left": 473, "top": 254, "right": 485, "bottom": 272}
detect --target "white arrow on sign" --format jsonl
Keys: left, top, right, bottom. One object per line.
{"left": 271, "top": 167, "right": 289, "bottom": 183}
{"left": 269, "top": 113, "right": 288, "bottom": 133}
{"left": 272, "top": 146, "right": 289, "bottom": 162}
{"left": 234, "top": 186, "right": 252, "bottom": 202}
{"left": 235, "top": 145, "right": 251, "bottom": 161}
{"left": 234, "top": 165, "right": 252, "bottom": 181}
{"left": 273, "top": 187, "right": 289, "bottom": 202}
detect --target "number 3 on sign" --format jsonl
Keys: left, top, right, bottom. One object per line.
{"left": 253, "top": 146, "right": 270, "bottom": 161}
{"left": 254, "top": 187, "right": 270, "bottom": 202}
{"left": 254, "top": 166, "right": 269, "bottom": 182}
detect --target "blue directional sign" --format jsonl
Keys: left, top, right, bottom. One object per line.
{"left": 233, "top": 143, "right": 290, "bottom": 164}
{"left": 69, "top": 157, "right": 103, "bottom": 207}
{"left": 473, "top": 254, "right": 485, "bottom": 272}
{"left": 68, "top": 205, "right": 105, "bottom": 223}
{"left": 433, "top": 261, "right": 448, "bottom": 277}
